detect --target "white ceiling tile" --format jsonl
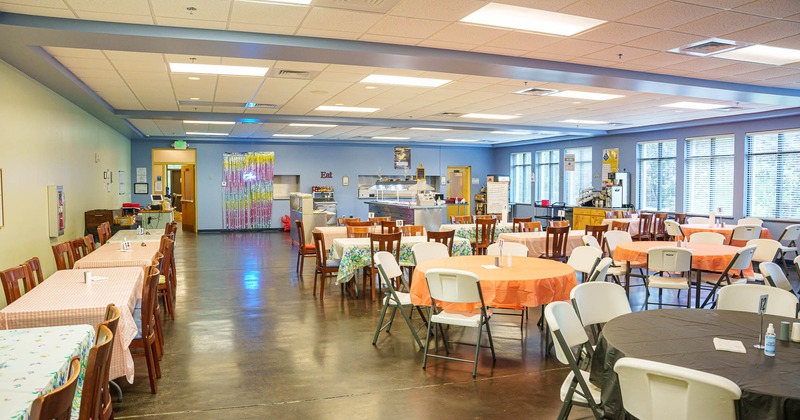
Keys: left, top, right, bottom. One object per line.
{"left": 734, "top": 0, "right": 800, "bottom": 19}
{"left": 710, "top": 62, "right": 773, "bottom": 76}
{"left": 155, "top": 18, "right": 228, "bottom": 30}
{"left": 662, "top": 57, "right": 735, "bottom": 72}
{"left": 672, "top": 11, "right": 770, "bottom": 38}
{"left": 483, "top": 31, "right": 561, "bottom": 52}
{"left": 583, "top": 46, "right": 656, "bottom": 62}
{"left": 628, "top": 52, "right": 695, "bottom": 68}
{"left": 226, "top": 22, "right": 296, "bottom": 35}
{"left": 104, "top": 50, "right": 163, "bottom": 63}
{"left": 428, "top": 23, "right": 509, "bottom": 45}
{"left": 1, "top": 0, "right": 69, "bottom": 8}
{"left": 214, "top": 75, "right": 264, "bottom": 102}
{"left": 625, "top": 31, "right": 706, "bottom": 51}
{"left": 70, "top": 68, "right": 123, "bottom": 80}
{"left": 534, "top": 39, "right": 615, "bottom": 57}
{"left": 388, "top": 0, "right": 484, "bottom": 21}
{"left": 574, "top": 22, "right": 661, "bottom": 44}
{"left": 151, "top": 0, "right": 232, "bottom": 21}
{"left": 620, "top": 2, "right": 719, "bottom": 29}
{"left": 367, "top": 15, "right": 449, "bottom": 38}
{"left": 766, "top": 33, "right": 800, "bottom": 49}
{"left": 163, "top": 54, "right": 221, "bottom": 65}
{"left": 54, "top": 56, "right": 115, "bottom": 70}
{"left": 294, "top": 28, "right": 362, "bottom": 40}
{"left": 416, "top": 39, "right": 475, "bottom": 52}
{"left": 300, "top": 7, "right": 383, "bottom": 33}
{"left": 788, "top": 12, "right": 800, "bottom": 22}
{"left": 724, "top": 20, "right": 800, "bottom": 44}
{"left": 229, "top": 2, "right": 308, "bottom": 26}
{"left": 736, "top": 66, "right": 800, "bottom": 81}
{"left": 357, "top": 34, "right": 420, "bottom": 46}
{"left": 0, "top": 4, "right": 75, "bottom": 17}
{"left": 46, "top": 47, "right": 106, "bottom": 59}
{"left": 74, "top": 11, "right": 154, "bottom": 24}
{"left": 559, "top": 0, "right": 665, "bottom": 21}
{"left": 67, "top": 0, "right": 150, "bottom": 15}
{"left": 128, "top": 119, "right": 163, "bottom": 136}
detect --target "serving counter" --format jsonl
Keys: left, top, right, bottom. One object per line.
{"left": 366, "top": 201, "right": 445, "bottom": 232}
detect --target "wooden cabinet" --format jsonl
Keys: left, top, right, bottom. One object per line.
{"left": 572, "top": 208, "right": 608, "bottom": 230}
{"left": 84, "top": 209, "right": 121, "bottom": 235}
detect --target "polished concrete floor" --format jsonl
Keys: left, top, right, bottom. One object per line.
{"left": 112, "top": 231, "right": 799, "bottom": 419}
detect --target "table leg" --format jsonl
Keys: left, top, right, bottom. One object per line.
{"left": 695, "top": 270, "right": 701, "bottom": 309}
{"left": 625, "top": 262, "right": 631, "bottom": 297}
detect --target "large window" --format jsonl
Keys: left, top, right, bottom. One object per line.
{"left": 510, "top": 152, "right": 531, "bottom": 204}
{"left": 564, "top": 147, "right": 592, "bottom": 205}
{"left": 746, "top": 129, "right": 800, "bottom": 219}
{"left": 685, "top": 135, "right": 734, "bottom": 216}
{"left": 636, "top": 140, "right": 676, "bottom": 211}
{"left": 535, "top": 149, "right": 560, "bottom": 202}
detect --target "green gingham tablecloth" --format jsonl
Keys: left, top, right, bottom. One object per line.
{"left": 0, "top": 325, "right": 95, "bottom": 420}
{"left": 331, "top": 236, "right": 472, "bottom": 284}
{"left": 439, "top": 223, "right": 515, "bottom": 242}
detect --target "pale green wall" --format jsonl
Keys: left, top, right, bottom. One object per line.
{"left": 0, "top": 59, "right": 131, "bottom": 305}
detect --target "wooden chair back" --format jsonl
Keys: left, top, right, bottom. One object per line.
{"left": 585, "top": 224, "right": 609, "bottom": 250}
{"left": 427, "top": 230, "right": 455, "bottom": 255}
{"left": 96, "top": 304, "right": 120, "bottom": 420}
{"left": 635, "top": 213, "right": 654, "bottom": 240}
{"left": 652, "top": 213, "right": 668, "bottom": 239}
{"left": 345, "top": 220, "right": 373, "bottom": 227}
{"left": 25, "top": 257, "right": 45, "bottom": 291}
{"left": 673, "top": 213, "right": 687, "bottom": 224}
{"left": 312, "top": 231, "right": 330, "bottom": 270}
{"left": 70, "top": 237, "right": 90, "bottom": 261}
{"left": 450, "top": 215, "right": 472, "bottom": 224}
{"left": 544, "top": 225, "right": 570, "bottom": 261}
{"left": 338, "top": 217, "right": 360, "bottom": 226}
{"left": 520, "top": 221, "right": 543, "bottom": 232}
{"left": 622, "top": 211, "right": 637, "bottom": 218}
{"left": 84, "top": 234, "right": 97, "bottom": 252}
{"left": 475, "top": 215, "right": 497, "bottom": 221}
{"left": 380, "top": 220, "right": 399, "bottom": 234}
{"left": 295, "top": 220, "right": 308, "bottom": 248}
{"left": 52, "top": 242, "right": 75, "bottom": 270}
{"left": 346, "top": 226, "right": 371, "bottom": 238}
{"left": 512, "top": 217, "right": 533, "bottom": 232}
{"left": 402, "top": 225, "right": 424, "bottom": 236}
{"left": 97, "top": 222, "right": 111, "bottom": 245}
{"left": 369, "top": 232, "right": 402, "bottom": 282}
{"left": 551, "top": 220, "right": 570, "bottom": 228}
{"left": 369, "top": 217, "right": 391, "bottom": 226}
{"left": 604, "top": 211, "right": 620, "bottom": 219}
{"left": 0, "top": 265, "right": 30, "bottom": 305}
{"left": 611, "top": 220, "right": 630, "bottom": 231}
{"left": 141, "top": 264, "right": 160, "bottom": 343}
{"left": 29, "top": 356, "right": 81, "bottom": 420}
{"left": 79, "top": 324, "right": 114, "bottom": 420}
{"left": 474, "top": 218, "right": 497, "bottom": 255}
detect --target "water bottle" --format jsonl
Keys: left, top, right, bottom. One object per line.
{"left": 765, "top": 323, "right": 776, "bottom": 357}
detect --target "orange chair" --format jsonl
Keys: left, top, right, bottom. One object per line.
{"left": 294, "top": 220, "right": 316, "bottom": 274}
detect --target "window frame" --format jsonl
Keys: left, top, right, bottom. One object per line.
{"left": 745, "top": 128, "right": 800, "bottom": 221}
{"left": 509, "top": 152, "right": 532, "bottom": 204}
{"left": 636, "top": 139, "right": 677, "bottom": 212}
{"left": 683, "top": 134, "right": 735, "bottom": 217}
{"left": 535, "top": 149, "right": 561, "bottom": 203}
{"left": 563, "top": 146, "right": 592, "bottom": 206}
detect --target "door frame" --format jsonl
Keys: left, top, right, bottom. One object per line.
{"left": 152, "top": 148, "right": 197, "bottom": 232}
{"left": 446, "top": 166, "right": 471, "bottom": 218}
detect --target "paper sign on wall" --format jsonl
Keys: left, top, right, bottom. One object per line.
{"left": 486, "top": 181, "right": 509, "bottom": 215}
{"left": 602, "top": 148, "right": 619, "bottom": 184}
{"left": 136, "top": 167, "right": 147, "bottom": 183}
{"left": 564, "top": 154, "right": 575, "bottom": 172}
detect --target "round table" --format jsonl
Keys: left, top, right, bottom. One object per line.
{"left": 680, "top": 223, "right": 772, "bottom": 245}
{"left": 410, "top": 255, "right": 577, "bottom": 310}
{"left": 590, "top": 309, "right": 800, "bottom": 419}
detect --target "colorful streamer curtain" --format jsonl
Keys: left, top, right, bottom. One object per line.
{"left": 223, "top": 152, "right": 274, "bottom": 230}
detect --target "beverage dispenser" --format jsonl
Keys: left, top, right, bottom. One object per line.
{"left": 610, "top": 172, "right": 630, "bottom": 207}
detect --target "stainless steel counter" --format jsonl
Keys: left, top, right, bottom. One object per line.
{"left": 365, "top": 201, "right": 446, "bottom": 232}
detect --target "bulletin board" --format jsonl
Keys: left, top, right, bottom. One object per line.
{"left": 486, "top": 181, "right": 509, "bottom": 215}
{"left": 602, "top": 148, "right": 619, "bottom": 184}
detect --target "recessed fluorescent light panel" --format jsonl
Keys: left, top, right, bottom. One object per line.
{"left": 372, "top": 136, "right": 410, "bottom": 140}
{"left": 461, "top": 3, "right": 606, "bottom": 36}
{"left": 409, "top": 127, "right": 451, "bottom": 131}
{"left": 185, "top": 132, "right": 229, "bottom": 136}
{"left": 169, "top": 63, "right": 268, "bottom": 77}
{"left": 550, "top": 91, "right": 624, "bottom": 101}
{"left": 288, "top": 123, "right": 338, "bottom": 127}
{"left": 360, "top": 74, "right": 451, "bottom": 87}
{"left": 491, "top": 131, "right": 532, "bottom": 135}
{"left": 661, "top": 102, "right": 728, "bottom": 110}
{"left": 562, "top": 119, "right": 609, "bottom": 124}
{"left": 183, "top": 120, "right": 235, "bottom": 125}
{"left": 443, "top": 139, "right": 480, "bottom": 143}
{"left": 461, "top": 113, "right": 519, "bottom": 120}
{"left": 316, "top": 105, "right": 379, "bottom": 113}
{"left": 714, "top": 45, "right": 800, "bottom": 66}
{"left": 273, "top": 134, "right": 313, "bottom": 138}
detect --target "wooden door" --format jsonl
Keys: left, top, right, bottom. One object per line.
{"left": 180, "top": 165, "right": 196, "bottom": 232}
{"left": 446, "top": 166, "right": 471, "bottom": 219}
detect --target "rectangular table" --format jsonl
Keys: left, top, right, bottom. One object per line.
{"left": 107, "top": 229, "right": 164, "bottom": 243}
{"left": 74, "top": 242, "right": 160, "bottom": 270}
{"left": 439, "top": 222, "right": 514, "bottom": 242}
{"left": 0, "top": 325, "right": 94, "bottom": 420}
{"left": 331, "top": 236, "right": 472, "bottom": 284}
{"left": 497, "top": 230, "right": 586, "bottom": 258}
{"left": 0, "top": 267, "right": 144, "bottom": 383}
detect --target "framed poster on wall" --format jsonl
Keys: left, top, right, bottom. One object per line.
{"left": 394, "top": 146, "right": 411, "bottom": 170}
{"left": 134, "top": 183, "right": 149, "bottom": 194}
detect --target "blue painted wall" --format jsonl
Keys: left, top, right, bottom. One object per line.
{"left": 130, "top": 140, "right": 493, "bottom": 230}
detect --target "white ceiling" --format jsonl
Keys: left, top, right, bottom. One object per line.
{"left": 1, "top": 0, "right": 799, "bottom": 145}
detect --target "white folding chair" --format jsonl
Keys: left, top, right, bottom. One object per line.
{"left": 567, "top": 246, "right": 602, "bottom": 282}
{"left": 737, "top": 217, "right": 763, "bottom": 226}
{"left": 760, "top": 262, "right": 797, "bottom": 296}
{"left": 664, "top": 220, "right": 684, "bottom": 240}
{"left": 582, "top": 235, "right": 602, "bottom": 252}
{"left": 372, "top": 251, "right": 427, "bottom": 347}
{"left": 689, "top": 232, "right": 726, "bottom": 245}
{"left": 746, "top": 239, "right": 781, "bottom": 281}
{"left": 646, "top": 247, "right": 693, "bottom": 309}
{"left": 570, "top": 281, "right": 631, "bottom": 342}
{"left": 422, "top": 269, "right": 495, "bottom": 377}
{"left": 486, "top": 242, "right": 529, "bottom": 257}
{"left": 544, "top": 301, "right": 603, "bottom": 420}
{"left": 614, "top": 357, "right": 741, "bottom": 420}
{"left": 717, "top": 284, "right": 799, "bottom": 318}
{"left": 587, "top": 257, "right": 613, "bottom": 283}
{"left": 729, "top": 225, "right": 761, "bottom": 245}
{"left": 686, "top": 216, "right": 710, "bottom": 224}
{"left": 777, "top": 224, "right": 800, "bottom": 272}
{"left": 411, "top": 242, "right": 450, "bottom": 266}
{"left": 700, "top": 245, "right": 757, "bottom": 308}
{"left": 604, "top": 230, "right": 645, "bottom": 289}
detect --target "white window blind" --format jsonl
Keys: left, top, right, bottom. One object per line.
{"left": 685, "top": 135, "right": 734, "bottom": 216}
{"left": 636, "top": 140, "right": 676, "bottom": 212}
{"left": 564, "top": 147, "right": 592, "bottom": 205}
{"left": 746, "top": 129, "right": 800, "bottom": 220}
{"left": 535, "top": 149, "right": 560, "bottom": 202}
{"left": 510, "top": 152, "right": 531, "bottom": 204}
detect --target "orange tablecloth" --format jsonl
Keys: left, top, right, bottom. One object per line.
{"left": 312, "top": 226, "right": 381, "bottom": 245}
{"left": 680, "top": 224, "right": 772, "bottom": 245}
{"left": 0, "top": 267, "right": 144, "bottom": 383}
{"left": 74, "top": 242, "right": 160, "bottom": 271}
{"left": 614, "top": 241, "right": 752, "bottom": 274}
{"left": 410, "top": 256, "right": 577, "bottom": 310}
{"left": 497, "top": 230, "right": 585, "bottom": 258}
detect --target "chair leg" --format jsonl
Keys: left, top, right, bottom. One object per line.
{"left": 386, "top": 307, "right": 398, "bottom": 333}
{"left": 397, "top": 305, "right": 423, "bottom": 348}
{"left": 422, "top": 308, "right": 434, "bottom": 369}
{"left": 473, "top": 322, "right": 484, "bottom": 377}
{"left": 153, "top": 309, "right": 164, "bottom": 359}
{"left": 372, "top": 298, "right": 390, "bottom": 345}
{"left": 484, "top": 318, "right": 496, "bottom": 361}
{"left": 143, "top": 340, "right": 159, "bottom": 394}
{"left": 557, "top": 381, "right": 576, "bottom": 420}
{"left": 295, "top": 251, "right": 301, "bottom": 274}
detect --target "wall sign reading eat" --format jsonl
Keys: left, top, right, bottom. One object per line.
{"left": 320, "top": 171, "right": 333, "bottom": 178}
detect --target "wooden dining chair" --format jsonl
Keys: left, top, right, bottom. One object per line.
{"left": 78, "top": 324, "right": 114, "bottom": 420}
{"left": 631, "top": 213, "right": 654, "bottom": 241}
{"left": 542, "top": 226, "right": 569, "bottom": 262}
{"left": 131, "top": 264, "right": 162, "bottom": 394}
{"left": 369, "top": 216, "right": 391, "bottom": 226}
{"left": 345, "top": 220, "right": 373, "bottom": 227}
{"left": 402, "top": 225, "right": 424, "bottom": 236}
{"left": 450, "top": 215, "right": 472, "bottom": 224}
{"left": 338, "top": 217, "right": 360, "bottom": 226}
{"left": 585, "top": 224, "right": 609, "bottom": 250}
{"left": 70, "top": 237, "right": 90, "bottom": 261}
{"left": 29, "top": 356, "right": 81, "bottom": 420}
{"left": 427, "top": 230, "right": 455, "bottom": 255}
{"left": 520, "top": 221, "right": 543, "bottom": 232}
{"left": 51, "top": 242, "right": 75, "bottom": 270}
{"left": 368, "top": 232, "right": 402, "bottom": 300}
{"left": 611, "top": 220, "right": 630, "bottom": 232}
{"left": 475, "top": 215, "right": 497, "bottom": 221}
{"left": 97, "top": 304, "right": 120, "bottom": 420}
{"left": 0, "top": 265, "right": 31, "bottom": 305}
{"left": 474, "top": 218, "right": 497, "bottom": 256}
{"left": 512, "top": 217, "right": 533, "bottom": 232}
{"left": 294, "top": 220, "right": 316, "bottom": 275}
{"left": 652, "top": 213, "right": 668, "bottom": 240}
{"left": 380, "top": 220, "right": 399, "bottom": 234}
{"left": 97, "top": 222, "right": 111, "bottom": 245}
{"left": 85, "top": 233, "right": 97, "bottom": 252}
{"left": 24, "top": 257, "right": 44, "bottom": 291}
{"left": 346, "top": 226, "right": 371, "bottom": 238}
{"left": 622, "top": 211, "right": 637, "bottom": 218}
{"left": 673, "top": 213, "right": 687, "bottom": 224}
{"left": 550, "top": 220, "right": 570, "bottom": 228}
{"left": 312, "top": 231, "right": 346, "bottom": 299}
{"left": 156, "top": 235, "right": 176, "bottom": 320}
{"left": 604, "top": 211, "right": 620, "bottom": 219}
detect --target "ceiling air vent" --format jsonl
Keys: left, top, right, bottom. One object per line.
{"left": 270, "top": 69, "right": 319, "bottom": 80}
{"left": 514, "top": 87, "right": 559, "bottom": 96}
{"left": 245, "top": 103, "right": 282, "bottom": 109}
{"left": 436, "top": 112, "right": 463, "bottom": 117}
{"left": 668, "top": 38, "right": 748, "bottom": 57}
{"left": 315, "top": 0, "right": 402, "bottom": 13}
